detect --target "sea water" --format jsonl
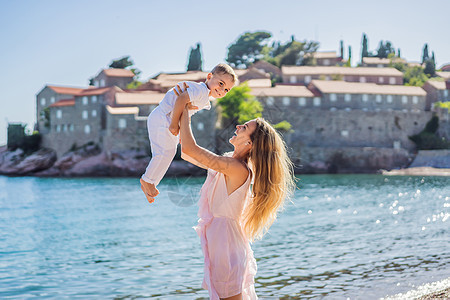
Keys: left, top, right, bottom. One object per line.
{"left": 0, "top": 175, "right": 449, "bottom": 299}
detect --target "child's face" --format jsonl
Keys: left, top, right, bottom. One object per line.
{"left": 206, "top": 72, "right": 234, "bottom": 98}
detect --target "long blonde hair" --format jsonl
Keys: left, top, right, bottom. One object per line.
{"left": 242, "top": 118, "right": 296, "bottom": 241}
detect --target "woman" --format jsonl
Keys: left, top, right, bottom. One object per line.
{"left": 177, "top": 87, "right": 296, "bottom": 300}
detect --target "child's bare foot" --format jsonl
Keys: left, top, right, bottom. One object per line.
{"left": 140, "top": 179, "right": 160, "bottom": 204}
{"left": 168, "top": 124, "right": 180, "bottom": 136}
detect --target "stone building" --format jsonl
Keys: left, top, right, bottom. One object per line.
{"left": 306, "top": 51, "right": 344, "bottom": 66}
{"left": 422, "top": 80, "right": 450, "bottom": 110}
{"left": 281, "top": 66, "right": 403, "bottom": 85}
{"left": 92, "top": 68, "right": 135, "bottom": 89}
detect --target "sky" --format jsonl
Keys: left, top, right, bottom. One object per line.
{"left": 1, "top": 0, "right": 449, "bottom": 145}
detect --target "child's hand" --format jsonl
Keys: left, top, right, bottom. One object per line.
{"left": 169, "top": 124, "right": 180, "bottom": 136}
{"left": 174, "top": 82, "right": 190, "bottom": 96}
{"left": 187, "top": 101, "right": 198, "bottom": 110}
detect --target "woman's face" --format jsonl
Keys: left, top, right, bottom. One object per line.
{"left": 229, "top": 120, "right": 257, "bottom": 146}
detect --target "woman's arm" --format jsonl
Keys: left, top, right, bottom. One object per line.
{"left": 179, "top": 108, "right": 243, "bottom": 176}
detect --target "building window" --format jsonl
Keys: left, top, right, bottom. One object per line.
{"left": 389, "top": 77, "right": 396, "bottom": 84}
{"left": 330, "top": 94, "right": 337, "bottom": 102}
{"left": 56, "top": 110, "right": 62, "bottom": 119}
{"left": 326, "top": 76, "right": 331, "bottom": 81}
{"left": 94, "top": 80, "right": 99, "bottom": 87}
{"left": 444, "top": 90, "right": 449, "bottom": 98}
{"left": 197, "top": 122, "right": 204, "bottom": 130}
{"left": 92, "top": 110, "right": 97, "bottom": 117}
{"left": 330, "top": 107, "right": 337, "bottom": 111}
{"left": 298, "top": 97, "right": 306, "bottom": 106}
{"left": 387, "top": 95, "right": 393, "bottom": 103}
{"left": 82, "top": 110, "right": 88, "bottom": 119}
{"left": 283, "top": 97, "right": 290, "bottom": 106}
{"left": 56, "top": 125, "right": 61, "bottom": 132}
{"left": 313, "top": 97, "right": 321, "bottom": 106}
{"left": 402, "top": 96, "right": 408, "bottom": 104}
{"left": 82, "top": 96, "right": 88, "bottom": 105}
{"left": 362, "top": 94, "right": 369, "bottom": 102}
{"left": 393, "top": 140, "right": 401, "bottom": 149}
{"left": 100, "top": 79, "right": 105, "bottom": 87}
{"left": 305, "top": 76, "right": 312, "bottom": 84}
{"left": 118, "top": 119, "right": 127, "bottom": 129}
{"left": 412, "top": 96, "right": 418, "bottom": 104}
{"left": 341, "top": 130, "right": 349, "bottom": 137}
{"left": 379, "top": 77, "right": 384, "bottom": 84}
{"left": 92, "top": 96, "right": 97, "bottom": 103}
{"left": 63, "top": 124, "right": 67, "bottom": 132}
{"left": 267, "top": 97, "right": 274, "bottom": 106}
{"left": 41, "top": 98, "right": 46, "bottom": 106}
{"left": 69, "top": 124, "right": 74, "bottom": 132}
{"left": 323, "top": 59, "right": 330, "bottom": 65}
{"left": 289, "top": 76, "right": 297, "bottom": 84}
{"left": 360, "top": 77, "right": 366, "bottom": 83}
{"left": 376, "top": 95, "right": 382, "bottom": 103}
{"left": 84, "top": 125, "right": 91, "bottom": 134}
{"left": 51, "top": 97, "right": 55, "bottom": 103}
{"left": 345, "top": 94, "right": 351, "bottom": 102}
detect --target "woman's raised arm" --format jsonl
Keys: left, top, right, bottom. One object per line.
{"left": 179, "top": 108, "right": 243, "bottom": 177}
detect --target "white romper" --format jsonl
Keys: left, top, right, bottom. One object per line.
{"left": 141, "top": 81, "right": 212, "bottom": 185}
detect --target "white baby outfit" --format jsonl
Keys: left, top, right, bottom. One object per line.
{"left": 141, "top": 81, "right": 212, "bottom": 185}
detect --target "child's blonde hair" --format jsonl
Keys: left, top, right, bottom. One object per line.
{"left": 242, "top": 118, "right": 296, "bottom": 241}
{"left": 211, "top": 63, "right": 238, "bottom": 83}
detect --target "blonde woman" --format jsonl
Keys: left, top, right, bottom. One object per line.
{"left": 175, "top": 84, "right": 295, "bottom": 300}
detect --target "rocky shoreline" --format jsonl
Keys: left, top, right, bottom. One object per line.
{"left": 0, "top": 145, "right": 205, "bottom": 178}
{"left": 1, "top": 146, "right": 449, "bottom": 177}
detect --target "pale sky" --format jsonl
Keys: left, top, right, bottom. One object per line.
{"left": 1, "top": 0, "right": 449, "bottom": 145}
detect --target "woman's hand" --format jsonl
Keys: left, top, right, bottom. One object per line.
{"left": 174, "top": 83, "right": 198, "bottom": 110}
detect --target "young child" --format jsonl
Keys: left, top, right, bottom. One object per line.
{"left": 140, "top": 63, "right": 237, "bottom": 203}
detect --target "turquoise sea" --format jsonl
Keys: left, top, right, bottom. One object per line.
{"left": 0, "top": 174, "right": 449, "bottom": 299}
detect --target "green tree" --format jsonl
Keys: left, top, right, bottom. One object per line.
{"left": 345, "top": 46, "right": 352, "bottom": 67}
{"left": 409, "top": 115, "right": 450, "bottom": 150}
{"left": 273, "top": 120, "right": 292, "bottom": 133}
{"left": 187, "top": 43, "right": 203, "bottom": 71}
{"left": 217, "top": 83, "right": 262, "bottom": 126}
{"left": 340, "top": 40, "right": 344, "bottom": 58}
{"left": 424, "top": 59, "right": 435, "bottom": 77}
{"left": 109, "top": 56, "right": 134, "bottom": 69}
{"left": 421, "top": 44, "right": 429, "bottom": 64}
{"left": 226, "top": 31, "right": 272, "bottom": 68}
{"left": 404, "top": 66, "right": 428, "bottom": 87}
{"left": 361, "top": 33, "right": 369, "bottom": 62}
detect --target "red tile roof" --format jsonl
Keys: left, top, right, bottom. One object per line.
{"left": 77, "top": 87, "right": 113, "bottom": 96}
{"left": 49, "top": 98, "right": 75, "bottom": 107}
{"left": 102, "top": 68, "right": 135, "bottom": 77}
{"left": 48, "top": 85, "right": 86, "bottom": 95}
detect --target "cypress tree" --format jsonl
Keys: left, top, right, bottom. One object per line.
{"left": 422, "top": 44, "right": 429, "bottom": 64}
{"left": 187, "top": 43, "right": 203, "bottom": 71}
{"left": 361, "top": 33, "right": 369, "bottom": 63}
{"left": 340, "top": 40, "right": 344, "bottom": 58}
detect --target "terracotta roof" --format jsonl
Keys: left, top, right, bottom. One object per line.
{"left": 426, "top": 80, "right": 447, "bottom": 90}
{"left": 246, "top": 79, "right": 272, "bottom": 88}
{"left": 440, "top": 64, "right": 450, "bottom": 71}
{"left": 49, "top": 98, "right": 75, "bottom": 107}
{"left": 250, "top": 85, "right": 315, "bottom": 97}
{"left": 436, "top": 72, "right": 450, "bottom": 80}
{"left": 48, "top": 85, "right": 87, "bottom": 95}
{"left": 311, "top": 51, "right": 339, "bottom": 59}
{"left": 78, "top": 87, "right": 114, "bottom": 96}
{"left": 106, "top": 105, "right": 139, "bottom": 115}
{"left": 102, "top": 68, "right": 135, "bottom": 77}
{"left": 155, "top": 71, "right": 208, "bottom": 82}
{"left": 115, "top": 91, "right": 165, "bottom": 105}
{"left": 281, "top": 66, "right": 403, "bottom": 76}
{"left": 310, "top": 80, "right": 426, "bottom": 96}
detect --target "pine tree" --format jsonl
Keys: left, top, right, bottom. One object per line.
{"left": 187, "top": 43, "right": 203, "bottom": 71}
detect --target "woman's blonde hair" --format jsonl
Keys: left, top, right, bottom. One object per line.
{"left": 242, "top": 118, "right": 296, "bottom": 241}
